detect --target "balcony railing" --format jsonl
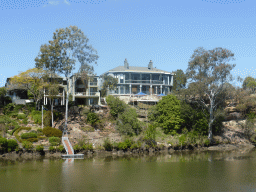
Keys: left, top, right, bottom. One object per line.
{"left": 124, "top": 80, "right": 163, "bottom": 84}
{"left": 75, "top": 92, "right": 100, "bottom": 96}
{"left": 90, "top": 82, "right": 97, "bottom": 86}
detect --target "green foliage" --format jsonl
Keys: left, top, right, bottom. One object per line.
{"left": 106, "top": 95, "right": 127, "bottom": 118}
{"left": 0, "top": 137, "right": 8, "bottom": 152}
{"left": 103, "top": 138, "right": 112, "bottom": 151}
{"left": 49, "top": 146, "right": 56, "bottom": 152}
{"left": 81, "top": 126, "right": 94, "bottom": 132}
{"left": 22, "top": 117, "right": 28, "bottom": 125}
{"left": 172, "top": 69, "right": 187, "bottom": 92}
{"left": 57, "top": 145, "right": 65, "bottom": 153}
{"left": 101, "top": 74, "right": 118, "bottom": 97}
{"left": 36, "top": 145, "right": 44, "bottom": 152}
{"left": 87, "top": 112, "right": 99, "bottom": 126}
{"left": 3, "top": 103, "right": 16, "bottom": 115}
{"left": 48, "top": 136, "right": 61, "bottom": 146}
{"left": 7, "top": 139, "right": 18, "bottom": 151}
{"left": 25, "top": 138, "right": 38, "bottom": 142}
{"left": 17, "top": 113, "right": 26, "bottom": 119}
{"left": 116, "top": 107, "right": 142, "bottom": 136}
{"left": 21, "top": 132, "right": 37, "bottom": 139}
{"left": 31, "top": 110, "right": 43, "bottom": 125}
{"left": 150, "top": 95, "right": 184, "bottom": 135}
{"left": 14, "top": 127, "right": 32, "bottom": 142}
{"left": 82, "top": 143, "right": 93, "bottom": 151}
{"left": 43, "top": 111, "right": 51, "bottom": 127}
{"left": 22, "top": 141, "right": 34, "bottom": 151}
{"left": 42, "top": 126, "right": 62, "bottom": 137}
{"left": 53, "top": 111, "right": 63, "bottom": 121}
{"left": 180, "top": 101, "right": 208, "bottom": 135}
{"left": 144, "top": 124, "right": 156, "bottom": 146}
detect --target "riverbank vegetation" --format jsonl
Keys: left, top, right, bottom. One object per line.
{"left": 1, "top": 40, "right": 256, "bottom": 155}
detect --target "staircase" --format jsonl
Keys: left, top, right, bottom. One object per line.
{"left": 61, "top": 135, "right": 84, "bottom": 159}
{"left": 62, "top": 136, "right": 74, "bottom": 155}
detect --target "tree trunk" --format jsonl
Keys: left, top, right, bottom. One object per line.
{"left": 51, "top": 99, "right": 54, "bottom": 127}
{"left": 208, "top": 99, "right": 214, "bottom": 142}
{"left": 65, "top": 92, "right": 69, "bottom": 135}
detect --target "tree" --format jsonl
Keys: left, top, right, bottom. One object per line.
{"left": 35, "top": 26, "right": 99, "bottom": 134}
{"left": 172, "top": 69, "right": 187, "bottom": 93}
{"left": 185, "top": 47, "right": 236, "bottom": 141}
{"left": 149, "top": 94, "right": 184, "bottom": 135}
{"left": 242, "top": 76, "right": 256, "bottom": 93}
{"left": 101, "top": 74, "right": 118, "bottom": 97}
{"left": 8, "top": 68, "right": 47, "bottom": 110}
{"left": 0, "top": 87, "right": 7, "bottom": 107}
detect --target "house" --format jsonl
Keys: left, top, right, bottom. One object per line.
{"left": 99, "top": 59, "right": 174, "bottom": 96}
{"left": 5, "top": 78, "right": 33, "bottom": 105}
{"left": 69, "top": 74, "right": 100, "bottom": 105}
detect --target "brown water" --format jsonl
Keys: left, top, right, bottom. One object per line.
{"left": 1, "top": 150, "right": 256, "bottom": 192}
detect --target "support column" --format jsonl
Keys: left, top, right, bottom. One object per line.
{"left": 129, "top": 84, "right": 132, "bottom": 95}
{"left": 160, "top": 85, "right": 162, "bottom": 94}
{"left": 140, "top": 84, "right": 142, "bottom": 92}
{"left": 156, "top": 86, "right": 158, "bottom": 94}
{"left": 44, "top": 88, "right": 45, "bottom": 105}
{"left": 140, "top": 74, "right": 142, "bottom": 84}
{"left": 150, "top": 85, "right": 152, "bottom": 95}
{"left": 150, "top": 74, "right": 152, "bottom": 84}
{"left": 118, "top": 86, "right": 120, "bottom": 95}
{"left": 168, "top": 75, "right": 169, "bottom": 85}
{"left": 72, "top": 76, "right": 75, "bottom": 101}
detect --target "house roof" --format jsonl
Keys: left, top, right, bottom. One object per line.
{"left": 103, "top": 66, "right": 174, "bottom": 75}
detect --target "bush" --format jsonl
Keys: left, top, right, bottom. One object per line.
{"left": 14, "top": 127, "right": 31, "bottom": 142}
{"left": 25, "top": 138, "right": 38, "bottom": 142}
{"left": 117, "top": 142, "right": 128, "bottom": 151}
{"left": 0, "top": 137, "right": 8, "bottom": 152}
{"left": 103, "top": 138, "right": 112, "bottom": 151}
{"left": 7, "top": 139, "right": 18, "bottom": 151}
{"left": 116, "top": 107, "right": 142, "bottom": 136}
{"left": 49, "top": 136, "right": 61, "bottom": 146}
{"left": 49, "top": 146, "right": 56, "bottom": 152}
{"left": 53, "top": 111, "right": 63, "bottom": 121}
{"left": 144, "top": 124, "right": 156, "bottom": 147}
{"left": 43, "top": 127, "right": 62, "bottom": 137}
{"left": 43, "top": 111, "right": 51, "bottom": 127}
{"left": 87, "top": 112, "right": 99, "bottom": 126}
{"left": 21, "top": 132, "right": 37, "bottom": 139}
{"left": 73, "top": 144, "right": 81, "bottom": 152}
{"left": 106, "top": 95, "right": 127, "bottom": 118}
{"left": 22, "top": 117, "right": 28, "bottom": 125}
{"left": 22, "top": 141, "right": 34, "bottom": 151}
{"left": 149, "top": 95, "right": 184, "bottom": 135}
{"left": 82, "top": 143, "right": 93, "bottom": 151}
{"left": 17, "top": 113, "right": 26, "bottom": 119}
{"left": 57, "top": 145, "right": 65, "bottom": 153}
{"left": 36, "top": 145, "right": 44, "bottom": 152}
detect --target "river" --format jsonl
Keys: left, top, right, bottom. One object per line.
{"left": 1, "top": 149, "right": 256, "bottom": 192}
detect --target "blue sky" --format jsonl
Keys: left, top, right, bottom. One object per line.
{"left": 1, "top": 0, "right": 256, "bottom": 87}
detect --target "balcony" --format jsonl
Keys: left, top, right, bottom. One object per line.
{"left": 124, "top": 80, "right": 163, "bottom": 84}
{"left": 75, "top": 92, "right": 100, "bottom": 96}
{"left": 90, "top": 82, "right": 98, "bottom": 86}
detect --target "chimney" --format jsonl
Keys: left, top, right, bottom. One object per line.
{"left": 124, "top": 58, "right": 129, "bottom": 69}
{"left": 148, "top": 60, "right": 153, "bottom": 70}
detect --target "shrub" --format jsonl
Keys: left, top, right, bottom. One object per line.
{"left": 21, "top": 132, "right": 37, "bottom": 139}
{"left": 0, "top": 137, "right": 8, "bottom": 152}
{"left": 17, "top": 113, "right": 26, "bottom": 119}
{"left": 103, "top": 138, "right": 112, "bottom": 151}
{"left": 43, "top": 127, "right": 62, "bottom": 137}
{"left": 149, "top": 95, "right": 184, "bottom": 135}
{"left": 49, "top": 136, "right": 61, "bottom": 146}
{"left": 53, "top": 111, "right": 63, "bottom": 121}
{"left": 22, "top": 141, "right": 34, "bottom": 151}
{"left": 81, "top": 126, "right": 94, "bottom": 132}
{"left": 22, "top": 117, "right": 28, "bottom": 125}
{"left": 117, "top": 142, "right": 127, "bottom": 151}
{"left": 57, "top": 145, "right": 65, "bottom": 153}
{"left": 14, "top": 127, "right": 31, "bottom": 142}
{"left": 87, "top": 112, "right": 99, "bottom": 126}
{"left": 43, "top": 111, "right": 51, "bottom": 127}
{"left": 116, "top": 107, "right": 142, "bottom": 136}
{"left": 73, "top": 144, "right": 81, "bottom": 152}
{"left": 7, "top": 139, "right": 18, "bottom": 151}
{"left": 35, "top": 145, "right": 44, "bottom": 152}
{"left": 37, "top": 128, "right": 43, "bottom": 133}
{"left": 144, "top": 124, "right": 156, "bottom": 146}
{"left": 25, "top": 138, "right": 38, "bottom": 142}
{"left": 106, "top": 95, "right": 127, "bottom": 118}
{"left": 49, "top": 146, "right": 56, "bottom": 152}
{"left": 82, "top": 143, "right": 93, "bottom": 151}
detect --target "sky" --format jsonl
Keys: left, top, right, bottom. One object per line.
{"left": 1, "top": 0, "right": 256, "bottom": 87}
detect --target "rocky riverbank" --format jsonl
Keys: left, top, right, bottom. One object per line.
{"left": 1, "top": 142, "right": 255, "bottom": 161}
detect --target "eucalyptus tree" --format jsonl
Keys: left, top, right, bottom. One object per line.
{"left": 8, "top": 68, "right": 47, "bottom": 110}
{"left": 100, "top": 74, "right": 118, "bottom": 97}
{"left": 242, "top": 76, "right": 256, "bottom": 93}
{"left": 35, "top": 26, "right": 99, "bottom": 133}
{"left": 184, "top": 47, "right": 236, "bottom": 141}
{"left": 172, "top": 69, "right": 187, "bottom": 93}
